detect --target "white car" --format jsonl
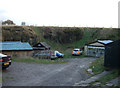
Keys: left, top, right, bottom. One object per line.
{"left": 72, "top": 49, "right": 82, "bottom": 56}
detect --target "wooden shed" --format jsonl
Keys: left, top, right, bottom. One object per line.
{"left": 33, "top": 42, "right": 50, "bottom": 50}
{"left": 0, "top": 41, "right": 33, "bottom": 58}
{"left": 104, "top": 39, "right": 120, "bottom": 68}
{"left": 84, "top": 40, "right": 113, "bottom": 57}
{"left": 33, "top": 42, "right": 51, "bottom": 59}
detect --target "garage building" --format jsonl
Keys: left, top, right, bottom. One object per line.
{"left": 84, "top": 40, "right": 113, "bottom": 57}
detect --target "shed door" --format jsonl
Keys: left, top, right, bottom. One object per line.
{"left": 105, "top": 44, "right": 120, "bottom": 68}
{"left": 104, "top": 46, "right": 112, "bottom": 67}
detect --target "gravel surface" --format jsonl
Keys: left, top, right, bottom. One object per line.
{"left": 2, "top": 57, "right": 96, "bottom": 86}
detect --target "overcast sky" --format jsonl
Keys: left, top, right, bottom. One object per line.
{"left": 0, "top": 0, "right": 119, "bottom": 28}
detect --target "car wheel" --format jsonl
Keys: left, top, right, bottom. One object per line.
{"left": 2, "top": 67, "right": 8, "bottom": 70}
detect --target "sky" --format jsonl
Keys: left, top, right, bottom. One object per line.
{"left": 0, "top": 0, "right": 119, "bottom": 28}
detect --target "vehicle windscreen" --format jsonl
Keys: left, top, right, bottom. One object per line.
{"left": 74, "top": 50, "right": 79, "bottom": 51}
{"left": 2, "top": 57, "right": 8, "bottom": 62}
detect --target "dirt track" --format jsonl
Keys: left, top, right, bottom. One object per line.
{"left": 2, "top": 57, "right": 96, "bottom": 86}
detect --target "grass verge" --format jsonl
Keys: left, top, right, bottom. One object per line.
{"left": 12, "top": 58, "right": 68, "bottom": 64}
{"left": 95, "top": 69, "right": 119, "bottom": 85}
{"left": 90, "top": 69, "right": 120, "bottom": 86}
{"left": 117, "top": 83, "right": 120, "bottom": 87}
{"left": 89, "top": 56, "right": 120, "bottom": 86}
{"left": 0, "top": 77, "right": 2, "bottom": 83}
{"left": 2, "top": 76, "right": 14, "bottom": 82}
{"left": 89, "top": 56, "right": 105, "bottom": 75}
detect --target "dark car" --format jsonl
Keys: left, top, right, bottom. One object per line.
{"left": 0, "top": 53, "right": 11, "bottom": 69}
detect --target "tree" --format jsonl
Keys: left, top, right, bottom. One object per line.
{"left": 2, "top": 20, "right": 15, "bottom": 25}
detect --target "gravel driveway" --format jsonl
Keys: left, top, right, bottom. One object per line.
{"left": 2, "top": 57, "right": 96, "bottom": 86}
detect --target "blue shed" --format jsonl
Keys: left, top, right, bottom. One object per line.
{"left": 0, "top": 41, "right": 33, "bottom": 57}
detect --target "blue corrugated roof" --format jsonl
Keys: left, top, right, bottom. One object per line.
{"left": 0, "top": 41, "right": 33, "bottom": 51}
{"left": 98, "top": 40, "right": 113, "bottom": 44}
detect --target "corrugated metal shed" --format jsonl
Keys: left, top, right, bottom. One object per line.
{"left": 0, "top": 41, "right": 33, "bottom": 51}
{"left": 84, "top": 40, "right": 113, "bottom": 57}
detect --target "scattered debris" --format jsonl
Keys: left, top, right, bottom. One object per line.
{"left": 87, "top": 69, "right": 94, "bottom": 75}
{"left": 106, "top": 83, "right": 113, "bottom": 86}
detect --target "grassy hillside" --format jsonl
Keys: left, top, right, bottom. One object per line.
{"left": 2, "top": 26, "right": 120, "bottom": 58}
{"left": 33, "top": 27, "right": 120, "bottom": 58}
{"left": 2, "top": 26, "right": 38, "bottom": 45}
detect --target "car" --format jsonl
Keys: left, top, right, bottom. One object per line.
{"left": 0, "top": 53, "right": 11, "bottom": 69}
{"left": 72, "top": 48, "right": 82, "bottom": 56}
{"left": 55, "top": 51, "right": 64, "bottom": 58}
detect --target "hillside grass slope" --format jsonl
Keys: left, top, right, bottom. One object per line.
{"left": 33, "top": 27, "right": 120, "bottom": 58}
{"left": 2, "top": 26, "right": 120, "bottom": 58}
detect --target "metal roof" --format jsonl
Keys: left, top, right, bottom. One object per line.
{"left": 88, "top": 46, "right": 105, "bottom": 49}
{"left": 98, "top": 40, "right": 113, "bottom": 45}
{"left": 0, "top": 41, "right": 33, "bottom": 51}
{"left": 33, "top": 42, "right": 50, "bottom": 49}
{"left": 86, "top": 40, "right": 113, "bottom": 46}
{"left": 40, "top": 42, "right": 50, "bottom": 48}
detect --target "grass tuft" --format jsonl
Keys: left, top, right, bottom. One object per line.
{"left": 12, "top": 58, "right": 68, "bottom": 64}
{"left": 95, "top": 69, "right": 119, "bottom": 85}
{"left": 90, "top": 69, "right": 120, "bottom": 86}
